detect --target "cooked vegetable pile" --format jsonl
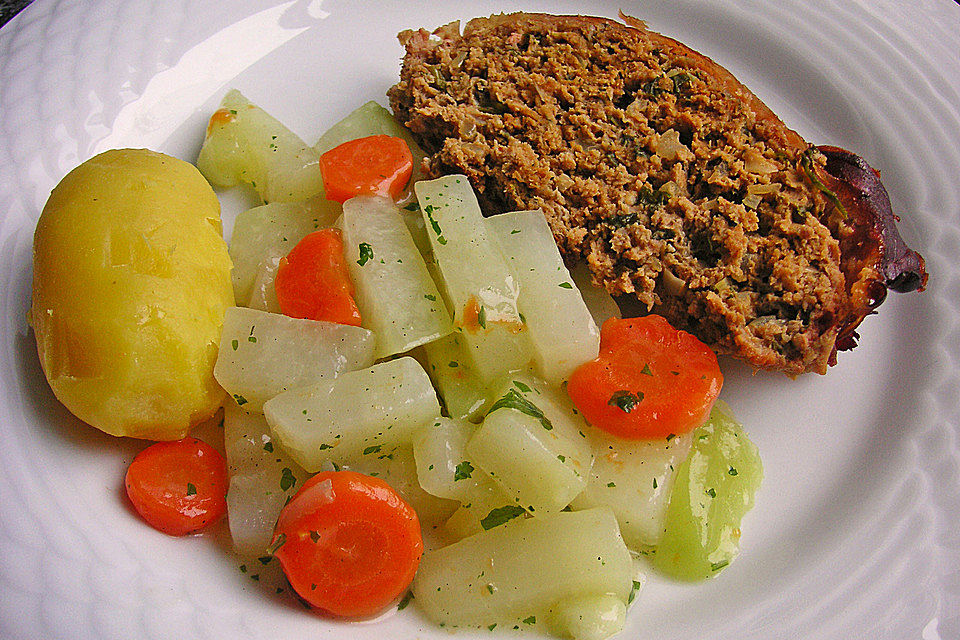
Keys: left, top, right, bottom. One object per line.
{"left": 30, "top": 90, "right": 763, "bottom": 640}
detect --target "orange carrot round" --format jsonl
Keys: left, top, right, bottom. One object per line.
{"left": 274, "top": 228, "right": 362, "bottom": 325}
{"left": 568, "top": 315, "right": 723, "bottom": 439}
{"left": 271, "top": 470, "right": 423, "bottom": 618}
{"left": 124, "top": 437, "right": 228, "bottom": 536}
{"left": 319, "top": 134, "right": 413, "bottom": 204}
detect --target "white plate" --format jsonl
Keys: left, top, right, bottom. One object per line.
{"left": 1, "top": 1, "right": 958, "bottom": 639}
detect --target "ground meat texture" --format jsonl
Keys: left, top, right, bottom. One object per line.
{"left": 388, "top": 13, "right": 893, "bottom": 375}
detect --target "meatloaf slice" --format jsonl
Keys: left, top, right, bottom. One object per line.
{"left": 388, "top": 12, "right": 927, "bottom": 375}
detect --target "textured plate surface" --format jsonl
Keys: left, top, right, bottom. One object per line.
{"left": 1, "top": 1, "right": 959, "bottom": 639}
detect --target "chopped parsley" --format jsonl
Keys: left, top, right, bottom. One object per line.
{"left": 479, "top": 505, "right": 526, "bottom": 530}
{"left": 186, "top": 483, "right": 197, "bottom": 496}
{"left": 608, "top": 390, "right": 643, "bottom": 413}
{"left": 454, "top": 461, "right": 474, "bottom": 481}
{"left": 357, "top": 242, "right": 374, "bottom": 266}
{"left": 488, "top": 389, "right": 553, "bottom": 431}
{"left": 231, "top": 339, "right": 239, "bottom": 351}
{"left": 279, "top": 467, "right": 297, "bottom": 492}
{"left": 558, "top": 282, "right": 573, "bottom": 289}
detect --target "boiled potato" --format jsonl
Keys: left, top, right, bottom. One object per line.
{"left": 30, "top": 148, "right": 234, "bottom": 440}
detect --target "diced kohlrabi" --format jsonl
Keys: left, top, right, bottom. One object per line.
{"left": 245, "top": 258, "right": 282, "bottom": 313}
{"left": 223, "top": 399, "right": 308, "bottom": 556}
{"left": 413, "top": 417, "right": 483, "bottom": 501}
{"left": 197, "top": 89, "right": 323, "bottom": 203}
{"left": 214, "top": 306, "right": 375, "bottom": 412}
{"left": 466, "top": 373, "right": 593, "bottom": 513}
{"left": 263, "top": 356, "right": 440, "bottom": 471}
{"left": 229, "top": 201, "right": 339, "bottom": 305}
{"left": 413, "top": 507, "right": 633, "bottom": 632}
{"left": 340, "top": 196, "right": 453, "bottom": 358}
{"left": 418, "top": 333, "right": 489, "bottom": 422}
{"left": 414, "top": 176, "right": 532, "bottom": 383}
{"left": 486, "top": 210, "right": 599, "bottom": 386}
{"left": 570, "top": 429, "right": 693, "bottom": 550}
{"left": 652, "top": 402, "right": 763, "bottom": 580}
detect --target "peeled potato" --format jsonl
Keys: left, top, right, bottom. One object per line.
{"left": 30, "top": 148, "right": 234, "bottom": 440}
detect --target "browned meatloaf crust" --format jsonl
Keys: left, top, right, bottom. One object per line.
{"left": 388, "top": 12, "right": 927, "bottom": 375}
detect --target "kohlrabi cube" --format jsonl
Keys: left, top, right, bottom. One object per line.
{"left": 214, "top": 306, "right": 375, "bottom": 412}
{"left": 263, "top": 356, "right": 440, "bottom": 471}
{"left": 467, "top": 373, "right": 593, "bottom": 513}
{"left": 486, "top": 210, "right": 600, "bottom": 386}
{"left": 223, "top": 399, "right": 308, "bottom": 556}
{"left": 413, "top": 507, "right": 633, "bottom": 632}
{"left": 652, "top": 402, "right": 763, "bottom": 580}
{"left": 414, "top": 176, "right": 532, "bottom": 383}
{"left": 570, "top": 428, "right": 693, "bottom": 550}
{"left": 413, "top": 417, "right": 483, "bottom": 501}
{"left": 340, "top": 195, "right": 453, "bottom": 358}
{"left": 197, "top": 89, "right": 323, "bottom": 203}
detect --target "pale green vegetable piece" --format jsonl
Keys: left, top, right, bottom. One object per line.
{"left": 341, "top": 195, "right": 453, "bottom": 358}
{"left": 229, "top": 201, "right": 339, "bottom": 305}
{"left": 263, "top": 357, "right": 440, "bottom": 471}
{"left": 571, "top": 429, "right": 693, "bottom": 550}
{"left": 413, "top": 417, "right": 482, "bottom": 501}
{"left": 653, "top": 402, "right": 763, "bottom": 580}
{"left": 486, "top": 210, "right": 600, "bottom": 386}
{"left": 414, "top": 176, "right": 532, "bottom": 383}
{"left": 245, "top": 258, "right": 282, "bottom": 313}
{"left": 569, "top": 262, "right": 622, "bottom": 327}
{"left": 197, "top": 89, "right": 322, "bottom": 203}
{"left": 214, "top": 307, "right": 375, "bottom": 412}
{"left": 467, "top": 406, "right": 589, "bottom": 514}
{"left": 418, "top": 333, "right": 489, "bottom": 422}
{"left": 468, "top": 372, "right": 593, "bottom": 513}
{"left": 413, "top": 508, "right": 633, "bottom": 630}
{"left": 223, "top": 400, "right": 308, "bottom": 556}
{"left": 547, "top": 594, "right": 627, "bottom": 640}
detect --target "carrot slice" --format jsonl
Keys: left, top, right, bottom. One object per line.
{"left": 274, "top": 228, "right": 362, "bottom": 325}
{"left": 567, "top": 315, "right": 723, "bottom": 440}
{"left": 124, "top": 437, "right": 228, "bottom": 536}
{"left": 319, "top": 135, "right": 413, "bottom": 203}
{"left": 271, "top": 470, "right": 423, "bottom": 618}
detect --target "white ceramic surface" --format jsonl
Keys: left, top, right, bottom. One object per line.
{"left": 1, "top": 1, "right": 958, "bottom": 639}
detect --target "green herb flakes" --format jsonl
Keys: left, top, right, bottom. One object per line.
{"left": 186, "top": 482, "right": 197, "bottom": 496}
{"left": 454, "top": 461, "right": 474, "bottom": 481}
{"left": 480, "top": 505, "right": 526, "bottom": 530}
{"left": 357, "top": 242, "right": 374, "bottom": 266}
{"left": 279, "top": 467, "right": 297, "bottom": 492}
{"left": 488, "top": 389, "right": 553, "bottom": 431}
{"left": 608, "top": 390, "right": 644, "bottom": 413}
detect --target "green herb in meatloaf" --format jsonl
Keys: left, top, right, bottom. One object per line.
{"left": 389, "top": 13, "right": 866, "bottom": 375}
